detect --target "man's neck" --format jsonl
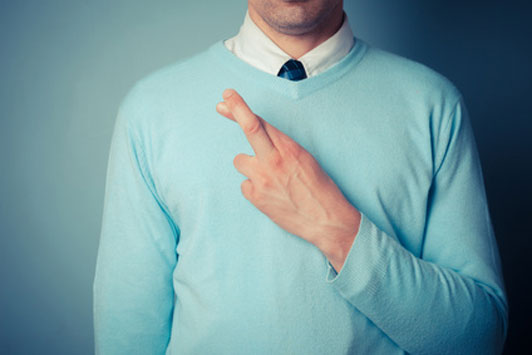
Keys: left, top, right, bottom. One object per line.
{"left": 247, "top": 4, "right": 344, "bottom": 59}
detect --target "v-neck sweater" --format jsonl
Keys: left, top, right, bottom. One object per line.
{"left": 93, "top": 36, "right": 508, "bottom": 355}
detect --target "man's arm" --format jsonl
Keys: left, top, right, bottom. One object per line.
{"left": 325, "top": 96, "right": 508, "bottom": 354}
{"left": 217, "top": 89, "right": 508, "bottom": 354}
{"left": 93, "top": 99, "right": 178, "bottom": 354}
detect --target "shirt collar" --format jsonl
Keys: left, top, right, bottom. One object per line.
{"left": 224, "top": 9, "right": 355, "bottom": 78}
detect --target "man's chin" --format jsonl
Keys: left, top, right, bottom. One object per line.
{"left": 281, "top": 0, "right": 311, "bottom": 3}
{"left": 250, "top": 0, "right": 338, "bottom": 36}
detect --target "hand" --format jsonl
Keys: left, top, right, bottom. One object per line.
{"left": 216, "top": 89, "right": 361, "bottom": 272}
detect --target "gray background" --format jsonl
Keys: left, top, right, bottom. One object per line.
{"left": 1, "top": 1, "right": 530, "bottom": 354}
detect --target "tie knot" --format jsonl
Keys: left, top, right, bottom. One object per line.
{"left": 277, "top": 59, "right": 307, "bottom": 81}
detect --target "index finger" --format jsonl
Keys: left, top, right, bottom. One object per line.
{"left": 222, "top": 89, "right": 276, "bottom": 159}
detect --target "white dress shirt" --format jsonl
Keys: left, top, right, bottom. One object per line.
{"left": 224, "top": 10, "right": 355, "bottom": 78}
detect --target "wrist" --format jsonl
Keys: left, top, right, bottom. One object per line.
{"left": 315, "top": 206, "right": 361, "bottom": 271}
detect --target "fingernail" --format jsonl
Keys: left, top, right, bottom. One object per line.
{"left": 222, "top": 89, "right": 234, "bottom": 100}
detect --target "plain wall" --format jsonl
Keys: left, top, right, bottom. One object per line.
{"left": 1, "top": 1, "right": 530, "bottom": 354}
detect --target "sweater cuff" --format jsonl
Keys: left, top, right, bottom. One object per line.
{"left": 324, "top": 212, "right": 390, "bottom": 299}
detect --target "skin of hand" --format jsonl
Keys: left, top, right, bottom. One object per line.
{"left": 216, "top": 88, "right": 361, "bottom": 272}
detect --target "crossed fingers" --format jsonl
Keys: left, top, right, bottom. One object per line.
{"left": 216, "top": 89, "right": 282, "bottom": 162}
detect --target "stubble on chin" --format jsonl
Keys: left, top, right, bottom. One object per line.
{"left": 253, "top": 0, "right": 334, "bottom": 36}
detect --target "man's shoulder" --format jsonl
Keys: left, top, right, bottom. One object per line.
{"left": 114, "top": 42, "right": 217, "bottom": 128}
{"left": 124, "top": 44, "right": 215, "bottom": 105}
{"left": 361, "top": 44, "right": 462, "bottom": 103}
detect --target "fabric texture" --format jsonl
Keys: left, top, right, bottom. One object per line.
{"left": 224, "top": 9, "right": 354, "bottom": 77}
{"left": 93, "top": 36, "right": 508, "bottom": 355}
{"left": 277, "top": 59, "right": 308, "bottom": 81}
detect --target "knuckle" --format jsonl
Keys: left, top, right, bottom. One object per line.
{"left": 233, "top": 153, "right": 245, "bottom": 168}
{"left": 256, "top": 177, "right": 272, "bottom": 191}
{"left": 243, "top": 117, "right": 262, "bottom": 135}
{"left": 241, "top": 179, "right": 253, "bottom": 199}
{"left": 282, "top": 139, "right": 303, "bottom": 160}
{"left": 267, "top": 152, "right": 284, "bottom": 170}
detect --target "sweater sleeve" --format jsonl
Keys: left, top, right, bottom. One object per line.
{"left": 324, "top": 96, "right": 508, "bottom": 354}
{"left": 93, "top": 103, "right": 179, "bottom": 354}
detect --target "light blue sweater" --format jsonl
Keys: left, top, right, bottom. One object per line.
{"left": 93, "top": 37, "right": 508, "bottom": 354}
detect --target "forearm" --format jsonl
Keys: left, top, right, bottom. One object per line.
{"left": 326, "top": 213, "right": 507, "bottom": 355}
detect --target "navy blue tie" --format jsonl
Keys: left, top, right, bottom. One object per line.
{"left": 277, "top": 59, "right": 307, "bottom": 81}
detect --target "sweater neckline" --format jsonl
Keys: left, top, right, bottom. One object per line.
{"left": 208, "top": 36, "right": 369, "bottom": 100}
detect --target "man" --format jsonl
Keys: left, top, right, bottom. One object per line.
{"left": 93, "top": 0, "right": 508, "bottom": 354}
